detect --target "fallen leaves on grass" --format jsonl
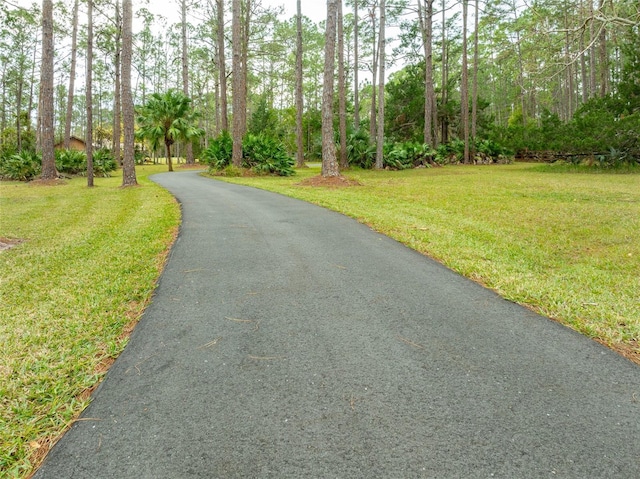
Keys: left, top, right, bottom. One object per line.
{"left": 296, "top": 175, "right": 362, "bottom": 188}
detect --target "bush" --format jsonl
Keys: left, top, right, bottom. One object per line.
{"left": 92, "top": 149, "right": 118, "bottom": 176}
{"left": 55, "top": 149, "right": 86, "bottom": 174}
{"left": 0, "top": 151, "right": 41, "bottom": 181}
{"left": 242, "top": 133, "right": 295, "bottom": 176}
{"left": 435, "top": 139, "right": 465, "bottom": 164}
{"left": 201, "top": 131, "right": 233, "bottom": 169}
{"left": 346, "top": 129, "right": 376, "bottom": 169}
{"left": 204, "top": 131, "right": 294, "bottom": 176}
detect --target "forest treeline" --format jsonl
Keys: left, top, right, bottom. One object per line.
{"left": 1, "top": 0, "right": 639, "bottom": 181}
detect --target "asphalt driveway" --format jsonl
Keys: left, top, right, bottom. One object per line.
{"left": 34, "top": 170, "right": 640, "bottom": 478}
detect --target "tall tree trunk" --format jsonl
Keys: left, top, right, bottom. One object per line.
{"left": 113, "top": 0, "right": 121, "bottom": 165}
{"left": 121, "top": 0, "right": 138, "bottom": 186}
{"left": 353, "top": 0, "right": 360, "bottom": 130}
{"left": 86, "top": 0, "right": 94, "bottom": 187}
{"left": 217, "top": 0, "right": 228, "bottom": 131}
{"left": 182, "top": 0, "right": 195, "bottom": 164}
{"left": 1, "top": 64, "right": 7, "bottom": 132}
{"left": 565, "top": 13, "right": 574, "bottom": 121}
{"left": 441, "top": 0, "right": 447, "bottom": 144}
{"left": 321, "top": 0, "right": 339, "bottom": 177}
{"left": 231, "top": 0, "right": 243, "bottom": 167}
{"left": 64, "top": 0, "right": 79, "bottom": 149}
{"left": 597, "top": 0, "right": 608, "bottom": 97}
{"left": 580, "top": 0, "right": 588, "bottom": 104}
{"left": 241, "top": 0, "right": 250, "bottom": 138}
{"left": 338, "top": 0, "right": 348, "bottom": 169}
{"left": 369, "top": 5, "right": 378, "bottom": 143}
{"left": 375, "top": 0, "right": 385, "bottom": 169}
{"left": 295, "top": 0, "right": 305, "bottom": 167}
{"left": 28, "top": 34, "right": 37, "bottom": 129}
{"left": 40, "top": 0, "right": 57, "bottom": 180}
{"left": 15, "top": 46, "right": 24, "bottom": 152}
{"left": 461, "top": 0, "right": 469, "bottom": 164}
{"left": 589, "top": 0, "right": 596, "bottom": 97}
{"left": 418, "top": 0, "right": 436, "bottom": 146}
{"left": 511, "top": 1, "right": 526, "bottom": 128}
{"left": 471, "top": 0, "right": 479, "bottom": 143}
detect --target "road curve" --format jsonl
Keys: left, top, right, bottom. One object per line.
{"left": 34, "top": 171, "right": 640, "bottom": 478}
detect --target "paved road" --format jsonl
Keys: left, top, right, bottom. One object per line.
{"left": 35, "top": 171, "right": 639, "bottom": 478}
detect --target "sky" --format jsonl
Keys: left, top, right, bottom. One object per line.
{"left": 261, "top": 0, "right": 326, "bottom": 23}
{"left": 11, "top": 1, "right": 328, "bottom": 27}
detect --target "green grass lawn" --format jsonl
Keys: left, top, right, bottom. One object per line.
{"left": 0, "top": 166, "right": 180, "bottom": 478}
{"left": 211, "top": 163, "right": 640, "bottom": 362}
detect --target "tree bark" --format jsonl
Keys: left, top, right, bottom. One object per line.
{"left": 597, "top": 0, "right": 608, "bottom": 97}
{"left": 353, "top": 0, "right": 360, "bottom": 131}
{"left": 580, "top": 0, "right": 588, "bottom": 104}
{"left": 441, "top": 0, "right": 447, "bottom": 144}
{"left": 64, "top": 0, "right": 79, "bottom": 149}
{"left": 375, "top": 0, "right": 385, "bottom": 170}
{"left": 338, "top": 0, "right": 348, "bottom": 169}
{"left": 217, "top": 0, "right": 228, "bottom": 131}
{"left": 418, "top": 0, "right": 436, "bottom": 146}
{"left": 182, "top": 0, "right": 195, "bottom": 164}
{"left": 86, "top": 0, "right": 94, "bottom": 186}
{"left": 231, "top": 0, "right": 243, "bottom": 167}
{"left": 461, "top": 0, "right": 469, "bottom": 164}
{"left": 113, "top": 0, "right": 121, "bottom": 165}
{"left": 39, "top": 0, "right": 57, "bottom": 180}
{"left": 589, "top": 0, "right": 596, "bottom": 97}
{"left": 369, "top": 5, "right": 377, "bottom": 143}
{"left": 295, "top": 0, "right": 305, "bottom": 167}
{"left": 471, "top": 0, "right": 479, "bottom": 143}
{"left": 321, "top": 0, "right": 339, "bottom": 177}
{"left": 121, "top": 0, "right": 138, "bottom": 186}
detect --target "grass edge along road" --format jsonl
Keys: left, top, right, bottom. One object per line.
{"left": 211, "top": 162, "right": 640, "bottom": 364}
{"left": 0, "top": 165, "right": 180, "bottom": 478}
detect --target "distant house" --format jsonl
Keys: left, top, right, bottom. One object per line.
{"left": 54, "top": 136, "right": 86, "bottom": 152}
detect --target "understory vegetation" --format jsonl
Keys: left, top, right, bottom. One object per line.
{"left": 0, "top": 149, "right": 117, "bottom": 181}
{"left": 214, "top": 163, "right": 640, "bottom": 363}
{"left": 201, "top": 131, "right": 295, "bottom": 176}
{"left": 0, "top": 165, "right": 180, "bottom": 477}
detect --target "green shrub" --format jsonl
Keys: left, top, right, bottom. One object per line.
{"left": 0, "top": 151, "right": 41, "bottom": 181}
{"left": 55, "top": 149, "right": 86, "bottom": 174}
{"left": 346, "top": 129, "right": 376, "bottom": 169}
{"left": 202, "top": 131, "right": 233, "bottom": 169}
{"left": 205, "top": 131, "right": 294, "bottom": 176}
{"left": 242, "top": 133, "right": 295, "bottom": 176}
{"left": 383, "top": 142, "right": 414, "bottom": 170}
{"left": 435, "top": 139, "right": 465, "bottom": 164}
{"left": 92, "top": 149, "right": 118, "bottom": 176}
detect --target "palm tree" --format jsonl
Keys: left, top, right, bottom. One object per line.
{"left": 136, "top": 89, "right": 202, "bottom": 172}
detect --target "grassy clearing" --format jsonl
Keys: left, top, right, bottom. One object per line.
{"left": 0, "top": 166, "right": 180, "bottom": 478}
{"left": 210, "top": 163, "right": 640, "bottom": 362}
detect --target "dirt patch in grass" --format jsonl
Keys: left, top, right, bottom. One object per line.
{"left": 178, "top": 163, "right": 207, "bottom": 169}
{"left": 296, "top": 175, "right": 362, "bottom": 188}
{"left": 29, "top": 178, "right": 67, "bottom": 187}
{"left": 0, "top": 237, "right": 24, "bottom": 252}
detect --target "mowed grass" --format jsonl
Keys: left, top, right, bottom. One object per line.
{"left": 0, "top": 166, "right": 180, "bottom": 478}
{"left": 213, "top": 163, "right": 640, "bottom": 361}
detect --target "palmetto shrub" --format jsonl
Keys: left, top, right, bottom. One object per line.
{"left": 204, "top": 131, "right": 294, "bottom": 177}
{"left": 201, "top": 130, "right": 233, "bottom": 169}
{"left": 242, "top": 133, "right": 295, "bottom": 176}
{"left": 92, "top": 149, "right": 118, "bottom": 177}
{"left": 0, "top": 151, "right": 41, "bottom": 181}
{"left": 55, "top": 149, "right": 86, "bottom": 174}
